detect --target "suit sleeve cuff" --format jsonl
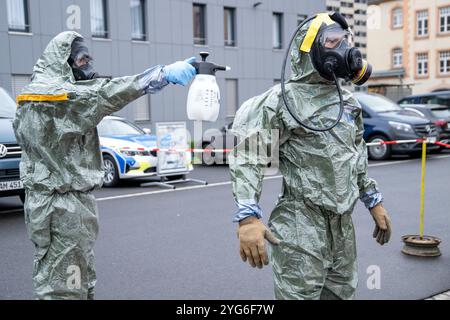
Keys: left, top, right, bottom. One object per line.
{"left": 138, "top": 65, "right": 169, "bottom": 94}
{"left": 233, "top": 200, "right": 263, "bottom": 223}
{"left": 360, "top": 189, "right": 384, "bottom": 209}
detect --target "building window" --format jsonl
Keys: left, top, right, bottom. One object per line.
{"left": 134, "top": 95, "right": 150, "bottom": 121}
{"left": 272, "top": 13, "right": 283, "bottom": 49}
{"left": 392, "top": 48, "right": 403, "bottom": 68}
{"left": 226, "top": 79, "right": 238, "bottom": 117}
{"left": 91, "top": 0, "right": 108, "bottom": 38}
{"left": 297, "top": 14, "right": 307, "bottom": 25}
{"left": 416, "top": 10, "right": 428, "bottom": 37}
{"left": 131, "top": 0, "right": 146, "bottom": 40}
{"left": 193, "top": 3, "right": 206, "bottom": 45}
{"left": 6, "top": 0, "right": 29, "bottom": 32}
{"left": 224, "top": 7, "right": 236, "bottom": 47}
{"left": 439, "top": 7, "right": 450, "bottom": 33}
{"left": 11, "top": 74, "right": 31, "bottom": 97}
{"left": 439, "top": 51, "right": 450, "bottom": 75}
{"left": 392, "top": 8, "right": 403, "bottom": 28}
{"left": 416, "top": 53, "right": 428, "bottom": 77}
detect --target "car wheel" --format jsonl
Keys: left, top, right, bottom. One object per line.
{"left": 103, "top": 154, "right": 120, "bottom": 187}
{"left": 201, "top": 142, "right": 216, "bottom": 165}
{"left": 367, "top": 135, "right": 392, "bottom": 160}
{"left": 166, "top": 174, "right": 186, "bottom": 181}
{"left": 19, "top": 193, "right": 25, "bottom": 204}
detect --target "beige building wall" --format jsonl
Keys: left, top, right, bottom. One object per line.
{"left": 368, "top": 0, "right": 450, "bottom": 95}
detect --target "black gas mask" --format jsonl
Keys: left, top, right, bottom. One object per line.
{"left": 310, "top": 19, "right": 372, "bottom": 86}
{"left": 280, "top": 12, "right": 372, "bottom": 132}
{"left": 68, "top": 37, "right": 98, "bottom": 81}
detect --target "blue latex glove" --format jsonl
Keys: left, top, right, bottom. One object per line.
{"left": 163, "top": 57, "right": 197, "bottom": 86}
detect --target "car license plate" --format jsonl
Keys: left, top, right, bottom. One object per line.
{"left": 0, "top": 180, "right": 23, "bottom": 191}
{"left": 427, "top": 136, "right": 437, "bottom": 143}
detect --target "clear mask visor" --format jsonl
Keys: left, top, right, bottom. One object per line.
{"left": 320, "top": 28, "right": 353, "bottom": 49}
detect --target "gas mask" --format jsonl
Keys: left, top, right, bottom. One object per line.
{"left": 280, "top": 12, "right": 372, "bottom": 132}
{"left": 68, "top": 37, "right": 98, "bottom": 81}
{"left": 310, "top": 21, "right": 372, "bottom": 86}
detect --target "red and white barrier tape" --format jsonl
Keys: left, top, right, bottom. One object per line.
{"left": 365, "top": 139, "right": 423, "bottom": 147}
{"left": 148, "top": 138, "right": 450, "bottom": 153}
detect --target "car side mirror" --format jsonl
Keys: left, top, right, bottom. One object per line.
{"left": 143, "top": 128, "right": 151, "bottom": 134}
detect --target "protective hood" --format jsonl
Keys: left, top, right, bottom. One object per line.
{"left": 289, "top": 20, "right": 332, "bottom": 85}
{"left": 31, "top": 31, "right": 82, "bottom": 84}
{"left": 277, "top": 19, "right": 357, "bottom": 131}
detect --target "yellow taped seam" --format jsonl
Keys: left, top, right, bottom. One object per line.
{"left": 16, "top": 93, "right": 69, "bottom": 104}
{"left": 300, "top": 13, "right": 335, "bottom": 53}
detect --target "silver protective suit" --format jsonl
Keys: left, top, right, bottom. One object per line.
{"left": 229, "top": 21, "right": 383, "bottom": 300}
{"left": 13, "top": 31, "right": 168, "bottom": 299}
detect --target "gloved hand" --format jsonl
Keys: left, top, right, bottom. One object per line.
{"left": 370, "top": 203, "right": 392, "bottom": 245}
{"left": 237, "top": 216, "right": 280, "bottom": 269}
{"left": 162, "top": 57, "right": 197, "bottom": 86}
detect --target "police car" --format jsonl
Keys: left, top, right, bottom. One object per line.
{"left": 98, "top": 116, "right": 192, "bottom": 187}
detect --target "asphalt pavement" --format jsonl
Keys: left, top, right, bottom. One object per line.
{"left": 1, "top": 151, "right": 450, "bottom": 300}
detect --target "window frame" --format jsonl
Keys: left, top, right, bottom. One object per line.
{"left": 438, "top": 6, "right": 450, "bottom": 35}
{"left": 392, "top": 48, "right": 403, "bottom": 69}
{"left": 130, "top": 0, "right": 147, "bottom": 41}
{"left": 91, "top": 0, "right": 109, "bottom": 38}
{"left": 134, "top": 94, "right": 151, "bottom": 122}
{"left": 272, "top": 12, "right": 283, "bottom": 50}
{"left": 415, "top": 9, "right": 429, "bottom": 38}
{"left": 225, "top": 79, "right": 239, "bottom": 118}
{"left": 438, "top": 50, "right": 450, "bottom": 77}
{"left": 224, "top": 7, "right": 236, "bottom": 47}
{"left": 193, "top": 3, "right": 207, "bottom": 45}
{"left": 391, "top": 7, "right": 403, "bottom": 29}
{"left": 415, "top": 52, "right": 429, "bottom": 79}
{"left": 6, "top": 0, "right": 30, "bottom": 33}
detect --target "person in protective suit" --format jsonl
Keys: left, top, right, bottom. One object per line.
{"left": 229, "top": 13, "right": 392, "bottom": 300}
{"left": 13, "top": 31, "right": 196, "bottom": 300}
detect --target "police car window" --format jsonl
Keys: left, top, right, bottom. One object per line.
{"left": 99, "top": 119, "right": 143, "bottom": 136}
{"left": 0, "top": 88, "right": 17, "bottom": 118}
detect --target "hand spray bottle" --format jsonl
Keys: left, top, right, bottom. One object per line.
{"left": 187, "top": 52, "right": 230, "bottom": 122}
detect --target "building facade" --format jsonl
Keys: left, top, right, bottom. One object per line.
{"left": 0, "top": 0, "right": 325, "bottom": 132}
{"left": 326, "top": 0, "right": 369, "bottom": 59}
{"left": 367, "top": 0, "right": 450, "bottom": 99}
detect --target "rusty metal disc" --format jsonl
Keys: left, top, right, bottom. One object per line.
{"left": 401, "top": 235, "right": 442, "bottom": 257}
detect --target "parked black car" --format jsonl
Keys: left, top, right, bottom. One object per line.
{"left": 354, "top": 93, "right": 439, "bottom": 160}
{"left": 399, "top": 104, "right": 450, "bottom": 146}
{"left": 201, "top": 122, "right": 235, "bottom": 165}
{"left": 0, "top": 88, "right": 24, "bottom": 203}
{"left": 398, "top": 90, "right": 450, "bottom": 108}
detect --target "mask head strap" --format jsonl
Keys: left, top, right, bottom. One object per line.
{"left": 299, "top": 13, "right": 336, "bottom": 53}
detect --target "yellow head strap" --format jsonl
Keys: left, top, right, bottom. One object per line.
{"left": 300, "top": 13, "right": 336, "bottom": 53}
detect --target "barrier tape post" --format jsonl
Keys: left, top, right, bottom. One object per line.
{"left": 420, "top": 140, "right": 427, "bottom": 238}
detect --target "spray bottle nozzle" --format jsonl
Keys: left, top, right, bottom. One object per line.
{"left": 191, "top": 51, "right": 229, "bottom": 76}
{"left": 200, "top": 52, "right": 209, "bottom": 61}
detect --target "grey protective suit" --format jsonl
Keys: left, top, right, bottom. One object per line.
{"left": 229, "top": 22, "right": 383, "bottom": 299}
{"left": 13, "top": 31, "right": 168, "bottom": 299}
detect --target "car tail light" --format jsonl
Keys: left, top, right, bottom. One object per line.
{"left": 435, "top": 120, "right": 447, "bottom": 127}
